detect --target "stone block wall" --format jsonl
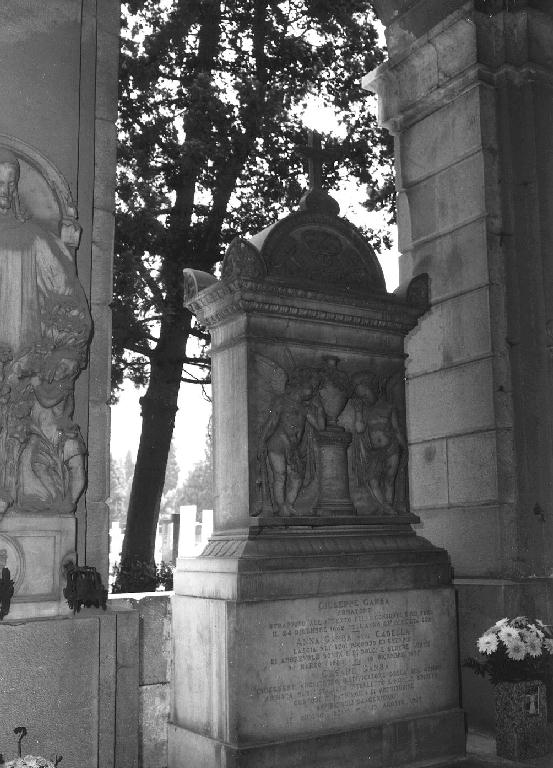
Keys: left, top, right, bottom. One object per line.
{"left": 111, "top": 594, "right": 173, "bottom": 768}
{"left": 0, "top": 596, "right": 174, "bottom": 765}
{"left": 0, "top": 606, "right": 139, "bottom": 768}
{"left": 368, "top": 9, "right": 513, "bottom": 581}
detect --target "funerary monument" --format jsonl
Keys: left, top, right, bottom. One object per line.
{"left": 170, "top": 161, "right": 465, "bottom": 766}
{"left": 2, "top": 1, "right": 553, "bottom": 764}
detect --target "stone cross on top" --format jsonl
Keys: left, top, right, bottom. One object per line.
{"left": 297, "top": 130, "right": 341, "bottom": 192}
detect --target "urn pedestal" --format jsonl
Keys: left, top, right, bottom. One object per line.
{"left": 313, "top": 427, "right": 355, "bottom": 516}
{"left": 495, "top": 680, "right": 551, "bottom": 760}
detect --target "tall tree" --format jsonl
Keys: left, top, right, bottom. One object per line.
{"left": 114, "top": 0, "right": 394, "bottom": 589}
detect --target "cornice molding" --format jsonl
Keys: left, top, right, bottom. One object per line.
{"left": 186, "top": 278, "right": 425, "bottom": 336}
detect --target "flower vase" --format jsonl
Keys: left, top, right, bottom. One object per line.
{"left": 495, "top": 680, "right": 550, "bottom": 759}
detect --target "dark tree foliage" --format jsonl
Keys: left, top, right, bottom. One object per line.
{"left": 114, "top": 0, "right": 394, "bottom": 590}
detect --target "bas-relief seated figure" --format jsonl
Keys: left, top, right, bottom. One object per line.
{"left": 0, "top": 149, "right": 91, "bottom": 515}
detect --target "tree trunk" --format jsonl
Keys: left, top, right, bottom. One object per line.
{"left": 116, "top": 313, "right": 191, "bottom": 591}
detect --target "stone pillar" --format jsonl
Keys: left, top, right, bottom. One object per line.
{"left": 0, "top": 5, "right": 136, "bottom": 765}
{"left": 313, "top": 429, "right": 355, "bottom": 515}
{"left": 365, "top": 0, "right": 553, "bottom": 728}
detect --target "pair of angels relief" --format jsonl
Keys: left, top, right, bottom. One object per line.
{"left": 254, "top": 352, "right": 408, "bottom": 518}
{"left": 0, "top": 147, "right": 91, "bottom": 516}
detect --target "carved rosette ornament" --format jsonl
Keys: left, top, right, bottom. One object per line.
{"left": 0, "top": 144, "right": 92, "bottom": 516}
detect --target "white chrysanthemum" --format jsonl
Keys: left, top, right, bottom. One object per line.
{"left": 493, "top": 618, "right": 509, "bottom": 629}
{"left": 477, "top": 633, "right": 498, "bottom": 655}
{"left": 543, "top": 638, "right": 553, "bottom": 655}
{"left": 528, "top": 623, "right": 544, "bottom": 638}
{"left": 499, "top": 625, "right": 520, "bottom": 645}
{"left": 505, "top": 639, "right": 527, "bottom": 661}
{"left": 4, "top": 757, "right": 56, "bottom": 768}
{"left": 525, "top": 636, "right": 543, "bottom": 658}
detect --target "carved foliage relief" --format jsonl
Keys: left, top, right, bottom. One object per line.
{"left": 253, "top": 353, "right": 408, "bottom": 518}
{"left": 0, "top": 144, "right": 91, "bottom": 516}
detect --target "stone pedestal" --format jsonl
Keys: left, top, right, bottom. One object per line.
{"left": 170, "top": 521, "right": 464, "bottom": 768}
{"left": 314, "top": 428, "right": 355, "bottom": 515}
{"left": 0, "top": 514, "right": 75, "bottom": 619}
{"left": 170, "top": 191, "right": 464, "bottom": 766}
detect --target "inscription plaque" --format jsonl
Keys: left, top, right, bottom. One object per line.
{"left": 236, "top": 588, "right": 458, "bottom": 740}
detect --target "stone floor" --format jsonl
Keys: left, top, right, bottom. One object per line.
{"left": 438, "top": 730, "right": 553, "bottom": 768}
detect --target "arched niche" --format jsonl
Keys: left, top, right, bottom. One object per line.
{"left": 0, "top": 133, "right": 81, "bottom": 250}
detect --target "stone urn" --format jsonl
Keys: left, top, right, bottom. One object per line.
{"left": 318, "top": 356, "right": 350, "bottom": 428}
{"left": 495, "top": 680, "right": 550, "bottom": 759}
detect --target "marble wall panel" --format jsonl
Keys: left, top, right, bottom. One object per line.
{"left": 406, "top": 287, "right": 492, "bottom": 377}
{"left": 407, "top": 358, "right": 495, "bottom": 442}
{"left": 409, "top": 439, "right": 448, "bottom": 509}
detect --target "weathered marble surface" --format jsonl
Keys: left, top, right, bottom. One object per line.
{"left": 0, "top": 140, "right": 91, "bottom": 617}
{"left": 172, "top": 186, "right": 463, "bottom": 767}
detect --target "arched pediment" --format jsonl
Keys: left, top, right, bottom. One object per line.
{"left": 258, "top": 209, "right": 386, "bottom": 295}
{"left": 222, "top": 194, "right": 387, "bottom": 297}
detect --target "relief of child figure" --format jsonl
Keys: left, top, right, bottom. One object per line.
{"left": 349, "top": 371, "right": 406, "bottom": 515}
{"left": 257, "top": 368, "right": 325, "bottom": 516}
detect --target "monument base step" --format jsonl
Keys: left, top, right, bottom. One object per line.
{"left": 168, "top": 707, "right": 466, "bottom": 768}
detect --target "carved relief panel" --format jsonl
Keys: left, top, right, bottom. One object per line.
{"left": 253, "top": 350, "right": 408, "bottom": 519}
{"left": 0, "top": 137, "right": 91, "bottom": 517}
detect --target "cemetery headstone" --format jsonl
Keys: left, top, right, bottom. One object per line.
{"left": 169, "top": 170, "right": 465, "bottom": 767}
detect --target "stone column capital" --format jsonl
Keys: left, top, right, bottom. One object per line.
{"left": 364, "top": 3, "right": 553, "bottom": 132}
{"left": 372, "top": 0, "right": 553, "bottom": 56}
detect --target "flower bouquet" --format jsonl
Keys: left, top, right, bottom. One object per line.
{"left": 464, "top": 616, "right": 553, "bottom": 683}
{"left": 465, "top": 617, "right": 553, "bottom": 760}
{"left": 3, "top": 759, "right": 59, "bottom": 768}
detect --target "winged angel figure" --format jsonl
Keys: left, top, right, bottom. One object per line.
{"left": 348, "top": 369, "right": 408, "bottom": 514}
{"left": 254, "top": 353, "right": 325, "bottom": 516}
